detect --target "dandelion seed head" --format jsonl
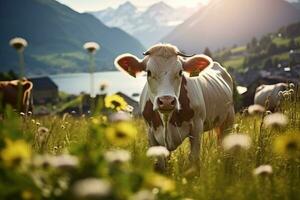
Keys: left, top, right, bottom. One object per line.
{"left": 283, "top": 91, "right": 290, "bottom": 99}
{"left": 72, "top": 178, "right": 111, "bottom": 199}
{"left": 36, "top": 127, "right": 49, "bottom": 148}
{"left": 83, "top": 42, "right": 100, "bottom": 54}
{"left": 263, "top": 113, "right": 288, "bottom": 128}
{"left": 131, "top": 190, "right": 155, "bottom": 200}
{"left": 9, "top": 37, "right": 28, "bottom": 51}
{"left": 265, "top": 110, "right": 272, "bottom": 115}
{"left": 50, "top": 154, "right": 79, "bottom": 170}
{"left": 253, "top": 165, "right": 273, "bottom": 177}
{"left": 222, "top": 134, "right": 251, "bottom": 151}
{"left": 146, "top": 146, "right": 170, "bottom": 158}
{"left": 104, "top": 149, "right": 131, "bottom": 163}
{"left": 248, "top": 104, "right": 265, "bottom": 115}
{"left": 109, "top": 111, "right": 132, "bottom": 122}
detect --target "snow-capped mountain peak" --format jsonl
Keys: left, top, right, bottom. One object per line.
{"left": 89, "top": 1, "right": 199, "bottom": 47}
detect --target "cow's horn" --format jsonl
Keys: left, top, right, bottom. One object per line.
{"left": 176, "top": 51, "right": 195, "bottom": 57}
{"left": 143, "top": 51, "right": 150, "bottom": 56}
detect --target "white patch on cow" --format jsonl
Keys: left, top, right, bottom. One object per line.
{"left": 143, "top": 46, "right": 183, "bottom": 111}
{"left": 185, "top": 62, "right": 233, "bottom": 130}
{"left": 152, "top": 121, "right": 191, "bottom": 151}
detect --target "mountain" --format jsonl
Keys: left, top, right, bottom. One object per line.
{"left": 0, "top": 0, "right": 144, "bottom": 75}
{"left": 162, "top": 0, "right": 300, "bottom": 53}
{"left": 90, "top": 1, "right": 198, "bottom": 47}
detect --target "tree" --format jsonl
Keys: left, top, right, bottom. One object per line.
{"left": 260, "top": 35, "right": 272, "bottom": 50}
{"left": 267, "top": 43, "right": 278, "bottom": 55}
{"left": 289, "top": 38, "right": 297, "bottom": 50}
{"left": 263, "top": 58, "right": 273, "bottom": 69}
{"left": 203, "top": 47, "right": 212, "bottom": 58}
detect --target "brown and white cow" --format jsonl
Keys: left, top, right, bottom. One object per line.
{"left": 254, "top": 83, "right": 288, "bottom": 111}
{"left": 0, "top": 79, "right": 33, "bottom": 113}
{"left": 115, "top": 44, "right": 234, "bottom": 168}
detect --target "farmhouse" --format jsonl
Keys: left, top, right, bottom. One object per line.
{"left": 29, "top": 77, "right": 59, "bottom": 104}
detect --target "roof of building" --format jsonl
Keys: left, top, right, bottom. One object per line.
{"left": 29, "top": 76, "right": 58, "bottom": 90}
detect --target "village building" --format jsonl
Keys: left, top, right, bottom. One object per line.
{"left": 29, "top": 76, "right": 59, "bottom": 104}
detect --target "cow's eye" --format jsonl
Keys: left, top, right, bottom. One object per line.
{"left": 147, "top": 70, "right": 152, "bottom": 77}
{"left": 179, "top": 70, "right": 183, "bottom": 76}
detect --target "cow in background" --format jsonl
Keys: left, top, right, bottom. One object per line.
{"left": 254, "top": 83, "right": 289, "bottom": 111}
{"left": 0, "top": 79, "right": 33, "bottom": 113}
{"left": 115, "top": 44, "right": 234, "bottom": 169}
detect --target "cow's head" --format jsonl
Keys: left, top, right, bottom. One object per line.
{"left": 115, "top": 44, "right": 212, "bottom": 114}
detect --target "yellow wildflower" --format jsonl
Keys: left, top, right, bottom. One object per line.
{"left": 104, "top": 94, "right": 128, "bottom": 111}
{"left": 105, "top": 122, "right": 137, "bottom": 146}
{"left": 145, "top": 173, "right": 175, "bottom": 193}
{"left": 1, "top": 139, "right": 32, "bottom": 167}
{"left": 22, "top": 190, "right": 33, "bottom": 200}
{"left": 273, "top": 134, "right": 300, "bottom": 158}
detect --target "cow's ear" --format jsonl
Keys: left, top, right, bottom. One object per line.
{"left": 115, "top": 54, "right": 145, "bottom": 77}
{"left": 182, "top": 55, "right": 212, "bottom": 77}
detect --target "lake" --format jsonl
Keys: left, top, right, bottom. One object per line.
{"left": 50, "top": 71, "right": 146, "bottom": 101}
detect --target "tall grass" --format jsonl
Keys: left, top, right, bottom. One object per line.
{"left": 0, "top": 93, "right": 299, "bottom": 199}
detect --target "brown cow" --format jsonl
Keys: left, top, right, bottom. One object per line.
{"left": 0, "top": 79, "right": 33, "bottom": 113}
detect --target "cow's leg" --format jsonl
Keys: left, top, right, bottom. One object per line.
{"left": 147, "top": 128, "right": 168, "bottom": 172}
{"left": 216, "top": 107, "right": 235, "bottom": 144}
{"left": 189, "top": 121, "right": 203, "bottom": 169}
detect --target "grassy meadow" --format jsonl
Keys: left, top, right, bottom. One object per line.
{"left": 0, "top": 87, "right": 300, "bottom": 200}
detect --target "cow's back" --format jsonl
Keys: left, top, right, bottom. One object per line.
{"left": 254, "top": 83, "right": 288, "bottom": 110}
{"left": 187, "top": 62, "right": 234, "bottom": 130}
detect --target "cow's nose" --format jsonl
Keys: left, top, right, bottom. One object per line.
{"left": 157, "top": 96, "right": 176, "bottom": 111}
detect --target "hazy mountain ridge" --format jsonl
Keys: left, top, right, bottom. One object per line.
{"left": 90, "top": 1, "right": 199, "bottom": 47}
{"left": 0, "top": 0, "right": 144, "bottom": 75}
{"left": 162, "top": 0, "right": 300, "bottom": 53}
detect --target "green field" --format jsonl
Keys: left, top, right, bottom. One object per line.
{"left": 231, "top": 45, "right": 247, "bottom": 54}
{"left": 33, "top": 52, "right": 87, "bottom": 69}
{"left": 272, "top": 52, "right": 290, "bottom": 62}
{"left": 223, "top": 57, "right": 245, "bottom": 69}
{"left": 272, "top": 37, "right": 290, "bottom": 47}
{"left": 0, "top": 91, "right": 300, "bottom": 200}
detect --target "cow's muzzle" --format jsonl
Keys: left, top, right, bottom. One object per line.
{"left": 157, "top": 95, "right": 176, "bottom": 113}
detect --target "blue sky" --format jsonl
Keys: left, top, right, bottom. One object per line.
{"left": 56, "top": 0, "right": 210, "bottom": 12}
